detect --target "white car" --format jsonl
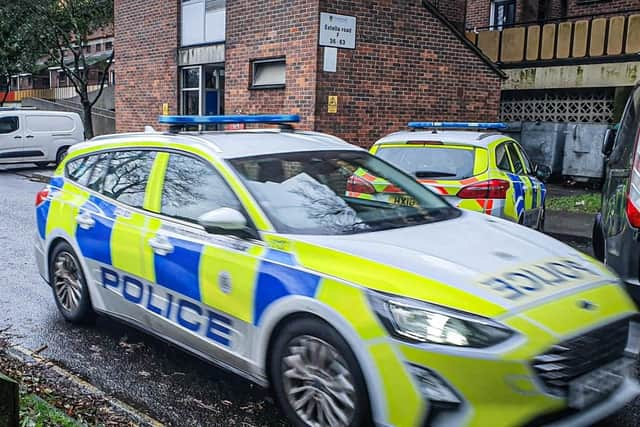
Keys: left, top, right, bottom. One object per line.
{"left": 0, "top": 109, "right": 84, "bottom": 167}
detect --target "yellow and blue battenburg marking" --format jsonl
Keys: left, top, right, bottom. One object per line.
{"left": 38, "top": 174, "right": 326, "bottom": 347}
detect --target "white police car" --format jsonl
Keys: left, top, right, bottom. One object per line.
{"left": 35, "top": 115, "right": 639, "bottom": 427}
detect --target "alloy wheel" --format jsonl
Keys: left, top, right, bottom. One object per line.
{"left": 281, "top": 335, "right": 356, "bottom": 427}
{"left": 53, "top": 251, "right": 83, "bottom": 312}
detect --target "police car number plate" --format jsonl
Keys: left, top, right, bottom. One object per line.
{"left": 391, "top": 195, "right": 417, "bottom": 207}
{"left": 568, "top": 358, "right": 633, "bottom": 409}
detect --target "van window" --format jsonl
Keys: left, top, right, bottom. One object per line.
{"left": 26, "top": 115, "right": 75, "bottom": 132}
{"left": 611, "top": 88, "right": 640, "bottom": 168}
{"left": 0, "top": 116, "right": 19, "bottom": 134}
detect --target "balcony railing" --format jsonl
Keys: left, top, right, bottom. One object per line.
{"left": 5, "top": 84, "right": 104, "bottom": 103}
{"left": 466, "top": 11, "right": 640, "bottom": 66}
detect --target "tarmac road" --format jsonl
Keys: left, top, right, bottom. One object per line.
{"left": 0, "top": 165, "right": 637, "bottom": 427}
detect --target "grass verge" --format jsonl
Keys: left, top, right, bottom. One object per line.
{"left": 20, "top": 394, "right": 81, "bottom": 427}
{"left": 546, "top": 193, "right": 601, "bottom": 214}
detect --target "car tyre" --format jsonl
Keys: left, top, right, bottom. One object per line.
{"left": 536, "top": 204, "right": 546, "bottom": 232}
{"left": 49, "top": 241, "right": 95, "bottom": 323}
{"left": 593, "top": 214, "right": 605, "bottom": 262}
{"left": 55, "top": 147, "right": 69, "bottom": 166}
{"left": 270, "top": 317, "right": 371, "bottom": 427}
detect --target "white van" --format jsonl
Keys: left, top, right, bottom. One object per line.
{"left": 0, "top": 110, "right": 84, "bottom": 167}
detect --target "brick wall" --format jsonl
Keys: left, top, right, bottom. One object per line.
{"left": 114, "top": 0, "right": 178, "bottom": 132}
{"left": 427, "top": 0, "right": 468, "bottom": 29}
{"left": 224, "top": 0, "right": 319, "bottom": 131}
{"left": 316, "top": 0, "right": 502, "bottom": 148}
{"left": 466, "top": 0, "right": 492, "bottom": 29}
{"left": 568, "top": 0, "right": 638, "bottom": 16}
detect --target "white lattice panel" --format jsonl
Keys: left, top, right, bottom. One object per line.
{"left": 501, "top": 90, "right": 615, "bottom": 123}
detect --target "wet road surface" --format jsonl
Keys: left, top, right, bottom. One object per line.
{"left": 0, "top": 166, "right": 637, "bottom": 426}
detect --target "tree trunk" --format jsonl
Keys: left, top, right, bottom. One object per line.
{"left": 0, "top": 77, "right": 10, "bottom": 107}
{"left": 82, "top": 99, "right": 94, "bottom": 140}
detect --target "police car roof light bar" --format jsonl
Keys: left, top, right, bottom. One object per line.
{"left": 159, "top": 114, "right": 301, "bottom": 126}
{"left": 407, "top": 122, "right": 508, "bottom": 130}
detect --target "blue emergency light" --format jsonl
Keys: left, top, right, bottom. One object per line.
{"left": 159, "top": 114, "right": 301, "bottom": 126}
{"left": 408, "top": 122, "right": 508, "bottom": 130}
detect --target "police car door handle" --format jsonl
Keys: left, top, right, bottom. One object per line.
{"left": 75, "top": 213, "right": 95, "bottom": 230}
{"left": 148, "top": 235, "right": 174, "bottom": 256}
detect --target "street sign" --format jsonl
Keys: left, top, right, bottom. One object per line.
{"left": 319, "top": 13, "right": 356, "bottom": 50}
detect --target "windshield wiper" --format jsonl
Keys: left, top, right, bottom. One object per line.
{"left": 415, "top": 171, "right": 457, "bottom": 178}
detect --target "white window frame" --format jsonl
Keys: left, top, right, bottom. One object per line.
{"left": 180, "top": 65, "right": 202, "bottom": 115}
{"left": 489, "top": 0, "right": 516, "bottom": 30}
{"left": 181, "top": 0, "right": 226, "bottom": 47}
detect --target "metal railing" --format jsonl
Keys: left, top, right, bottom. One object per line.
{"left": 466, "top": 10, "right": 640, "bottom": 65}
{"left": 9, "top": 84, "right": 104, "bottom": 102}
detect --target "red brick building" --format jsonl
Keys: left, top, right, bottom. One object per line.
{"left": 115, "top": 0, "right": 503, "bottom": 147}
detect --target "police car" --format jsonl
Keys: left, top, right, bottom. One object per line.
{"left": 369, "top": 123, "right": 550, "bottom": 229}
{"left": 35, "top": 115, "right": 638, "bottom": 427}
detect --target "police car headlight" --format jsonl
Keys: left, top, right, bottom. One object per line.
{"left": 368, "top": 292, "right": 514, "bottom": 348}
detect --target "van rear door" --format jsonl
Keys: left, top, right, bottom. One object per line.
{"left": 0, "top": 113, "right": 25, "bottom": 163}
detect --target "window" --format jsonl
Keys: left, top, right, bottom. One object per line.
{"left": 95, "top": 43, "right": 102, "bottom": 52}
{"left": 180, "top": 67, "right": 201, "bottom": 115}
{"left": 517, "top": 145, "right": 533, "bottom": 175}
{"left": 496, "top": 144, "right": 512, "bottom": 171}
{"left": 85, "top": 45, "right": 92, "bottom": 54}
{"left": 506, "top": 144, "right": 525, "bottom": 175}
{"left": 251, "top": 58, "right": 286, "bottom": 89}
{"left": 230, "top": 151, "right": 457, "bottom": 235}
{"left": 181, "top": 0, "right": 226, "bottom": 46}
{"left": 161, "top": 153, "right": 242, "bottom": 222}
{"left": 376, "top": 146, "right": 476, "bottom": 180}
{"left": 105, "top": 41, "right": 113, "bottom": 50}
{"left": 66, "top": 154, "right": 103, "bottom": 187}
{"left": 101, "top": 151, "right": 156, "bottom": 208}
{"left": 0, "top": 117, "right": 19, "bottom": 134}
{"left": 490, "top": 0, "right": 516, "bottom": 30}
{"left": 611, "top": 88, "right": 640, "bottom": 168}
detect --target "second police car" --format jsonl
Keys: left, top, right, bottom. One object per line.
{"left": 35, "top": 115, "right": 639, "bottom": 427}
{"left": 368, "top": 122, "right": 549, "bottom": 229}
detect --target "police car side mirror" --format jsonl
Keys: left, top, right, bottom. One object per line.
{"left": 535, "top": 164, "right": 551, "bottom": 182}
{"left": 198, "top": 208, "right": 248, "bottom": 234}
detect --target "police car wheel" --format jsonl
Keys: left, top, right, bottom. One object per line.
{"left": 537, "top": 205, "right": 546, "bottom": 231}
{"left": 49, "top": 242, "right": 94, "bottom": 323}
{"left": 270, "top": 318, "right": 370, "bottom": 427}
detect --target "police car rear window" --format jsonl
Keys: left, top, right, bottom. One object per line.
{"left": 376, "top": 146, "right": 475, "bottom": 180}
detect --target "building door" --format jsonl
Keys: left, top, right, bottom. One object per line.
{"left": 180, "top": 65, "right": 225, "bottom": 117}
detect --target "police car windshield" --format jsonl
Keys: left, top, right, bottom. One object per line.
{"left": 229, "top": 150, "right": 459, "bottom": 235}
{"left": 376, "top": 145, "right": 476, "bottom": 180}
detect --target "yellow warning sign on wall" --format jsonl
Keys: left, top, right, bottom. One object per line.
{"left": 162, "top": 103, "right": 169, "bottom": 116}
{"left": 328, "top": 96, "right": 338, "bottom": 114}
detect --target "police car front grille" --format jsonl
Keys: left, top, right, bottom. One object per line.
{"left": 532, "top": 317, "right": 630, "bottom": 395}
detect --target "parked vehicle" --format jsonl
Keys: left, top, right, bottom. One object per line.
{"left": 0, "top": 109, "right": 84, "bottom": 167}
{"left": 370, "top": 122, "right": 551, "bottom": 229}
{"left": 35, "top": 114, "right": 639, "bottom": 427}
{"left": 593, "top": 84, "right": 640, "bottom": 302}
